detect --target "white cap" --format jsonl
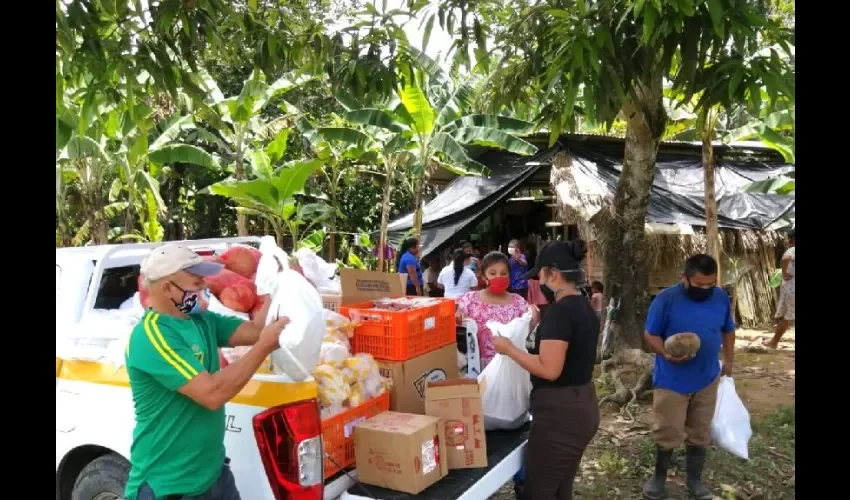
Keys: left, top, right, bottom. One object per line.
{"left": 140, "top": 243, "right": 224, "bottom": 281}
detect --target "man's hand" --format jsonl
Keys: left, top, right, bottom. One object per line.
{"left": 721, "top": 361, "right": 733, "bottom": 377}
{"left": 492, "top": 336, "right": 514, "bottom": 355}
{"left": 252, "top": 295, "right": 271, "bottom": 326}
{"left": 258, "top": 316, "right": 290, "bottom": 353}
{"left": 664, "top": 353, "right": 694, "bottom": 364}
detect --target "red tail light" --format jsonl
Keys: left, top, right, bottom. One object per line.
{"left": 253, "top": 400, "right": 324, "bottom": 500}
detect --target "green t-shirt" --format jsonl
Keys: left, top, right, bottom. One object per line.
{"left": 123, "top": 309, "right": 244, "bottom": 499}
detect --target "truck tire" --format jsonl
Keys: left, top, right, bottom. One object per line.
{"left": 71, "top": 453, "right": 130, "bottom": 500}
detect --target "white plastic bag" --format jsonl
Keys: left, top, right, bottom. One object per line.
{"left": 294, "top": 247, "right": 340, "bottom": 294}
{"left": 255, "top": 236, "right": 326, "bottom": 381}
{"left": 711, "top": 376, "right": 752, "bottom": 459}
{"left": 478, "top": 312, "right": 533, "bottom": 430}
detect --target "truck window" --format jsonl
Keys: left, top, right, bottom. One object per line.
{"left": 94, "top": 265, "right": 141, "bottom": 310}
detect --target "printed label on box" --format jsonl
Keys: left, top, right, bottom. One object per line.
{"left": 421, "top": 437, "right": 438, "bottom": 474}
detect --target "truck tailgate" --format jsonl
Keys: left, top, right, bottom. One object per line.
{"left": 341, "top": 423, "right": 530, "bottom": 500}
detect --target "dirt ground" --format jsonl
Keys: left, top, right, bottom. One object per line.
{"left": 491, "top": 328, "right": 796, "bottom": 500}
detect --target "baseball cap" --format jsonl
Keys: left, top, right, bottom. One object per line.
{"left": 140, "top": 243, "right": 224, "bottom": 281}
{"left": 524, "top": 241, "right": 581, "bottom": 280}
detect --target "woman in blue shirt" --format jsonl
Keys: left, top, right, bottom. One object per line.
{"left": 396, "top": 238, "right": 423, "bottom": 295}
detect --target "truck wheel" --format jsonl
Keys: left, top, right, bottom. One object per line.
{"left": 71, "top": 453, "right": 130, "bottom": 500}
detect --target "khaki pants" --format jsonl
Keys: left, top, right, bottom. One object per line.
{"left": 652, "top": 376, "right": 720, "bottom": 449}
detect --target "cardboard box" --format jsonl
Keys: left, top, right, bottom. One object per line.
{"left": 354, "top": 411, "right": 449, "bottom": 494}
{"left": 321, "top": 269, "right": 409, "bottom": 312}
{"left": 378, "top": 344, "right": 459, "bottom": 414}
{"left": 424, "top": 379, "right": 488, "bottom": 469}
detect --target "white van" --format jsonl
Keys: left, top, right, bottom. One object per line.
{"left": 56, "top": 238, "right": 527, "bottom": 500}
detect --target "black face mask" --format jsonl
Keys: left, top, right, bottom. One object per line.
{"left": 685, "top": 281, "right": 714, "bottom": 302}
{"left": 540, "top": 283, "right": 556, "bottom": 303}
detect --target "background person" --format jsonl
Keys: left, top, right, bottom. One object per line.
{"left": 590, "top": 281, "right": 604, "bottom": 321}
{"left": 396, "top": 237, "right": 423, "bottom": 296}
{"left": 438, "top": 248, "right": 478, "bottom": 299}
{"left": 642, "top": 254, "right": 736, "bottom": 500}
{"left": 493, "top": 240, "right": 600, "bottom": 500}
{"left": 508, "top": 239, "right": 529, "bottom": 299}
{"left": 764, "top": 228, "right": 795, "bottom": 349}
{"left": 457, "top": 251, "right": 530, "bottom": 369}
{"left": 125, "top": 244, "right": 289, "bottom": 500}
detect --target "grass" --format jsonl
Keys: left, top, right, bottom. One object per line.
{"left": 571, "top": 405, "right": 796, "bottom": 499}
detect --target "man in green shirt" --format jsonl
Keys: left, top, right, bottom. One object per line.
{"left": 125, "top": 244, "right": 289, "bottom": 500}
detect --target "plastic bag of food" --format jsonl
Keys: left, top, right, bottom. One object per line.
{"left": 319, "top": 338, "right": 350, "bottom": 366}
{"left": 205, "top": 269, "right": 255, "bottom": 298}
{"left": 255, "top": 236, "right": 325, "bottom": 381}
{"left": 206, "top": 293, "right": 250, "bottom": 321}
{"left": 220, "top": 245, "right": 262, "bottom": 278}
{"left": 294, "top": 248, "right": 340, "bottom": 294}
{"left": 711, "top": 375, "right": 753, "bottom": 459}
{"left": 340, "top": 356, "right": 373, "bottom": 385}
{"left": 479, "top": 312, "right": 533, "bottom": 430}
{"left": 349, "top": 381, "right": 369, "bottom": 408}
{"left": 313, "top": 364, "right": 350, "bottom": 417}
{"left": 220, "top": 284, "right": 257, "bottom": 313}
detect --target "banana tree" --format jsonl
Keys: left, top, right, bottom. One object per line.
{"left": 191, "top": 68, "right": 312, "bottom": 236}
{"left": 342, "top": 77, "right": 538, "bottom": 238}
{"left": 207, "top": 159, "right": 328, "bottom": 248}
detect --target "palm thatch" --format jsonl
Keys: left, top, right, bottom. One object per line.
{"left": 550, "top": 151, "right": 785, "bottom": 328}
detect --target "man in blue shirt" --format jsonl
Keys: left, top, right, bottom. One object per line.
{"left": 642, "top": 254, "right": 735, "bottom": 500}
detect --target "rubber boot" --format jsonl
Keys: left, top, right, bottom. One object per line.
{"left": 685, "top": 445, "right": 713, "bottom": 499}
{"left": 643, "top": 446, "right": 673, "bottom": 499}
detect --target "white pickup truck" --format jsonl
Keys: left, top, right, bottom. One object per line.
{"left": 55, "top": 237, "right": 528, "bottom": 500}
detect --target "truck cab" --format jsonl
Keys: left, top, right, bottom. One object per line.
{"left": 56, "top": 238, "right": 526, "bottom": 500}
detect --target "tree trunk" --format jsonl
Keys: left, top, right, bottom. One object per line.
{"left": 412, "top": 176, "right": 424, "bottom": 239}
{"left": 165, "top": 169, "right": 185, "bottom": 241}
{"left": 378, "top": 161, "right": 395, "bottom": 272}
{"left": 700, "top": 108, "right": 721, "bottom": 276}
{"left": 600, "top": 73, "right": 667, "bottom": 353}
{"left": 235, "top": 128, "right": 248, "bottom": 236}
{"left": 124, "top": 195, "right": 136, "bottom": 237}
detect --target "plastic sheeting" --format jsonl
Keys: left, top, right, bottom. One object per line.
{"left": 387, "top": 138, "right": 794, "bottom": 256}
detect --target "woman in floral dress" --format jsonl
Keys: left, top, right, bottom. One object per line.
{"left": 457, "top": 251, "right": 530, "bottom": 370}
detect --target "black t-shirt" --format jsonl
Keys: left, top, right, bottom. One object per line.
{"left": 526, "top": 294, "right": 600, "bottom": 390}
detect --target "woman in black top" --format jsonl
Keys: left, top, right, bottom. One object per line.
{"left": 492, "top": 240, "right": 600, "bottom": 500}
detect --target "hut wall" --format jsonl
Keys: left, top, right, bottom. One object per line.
{"left": 584, "top": 229, "right": 785, "bottom": 328}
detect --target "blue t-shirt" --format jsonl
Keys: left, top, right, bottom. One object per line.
{"left": 645, "top": 283, "right": 735, "bottom": 394}
{"left": 510, "top": 254, "right": 528, "bottom": 290}
{"left": 397, "top": 251, "right": 423, "bottom": 287}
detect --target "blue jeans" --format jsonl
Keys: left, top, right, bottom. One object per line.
{"left": 137, "top": 464, "right": 241, "bottom": 500}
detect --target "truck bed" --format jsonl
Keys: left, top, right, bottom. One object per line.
{"left": 340, "top": 423, "right": 530, "bottom": 500}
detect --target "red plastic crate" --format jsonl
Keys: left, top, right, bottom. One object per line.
{"left": 341, "top": 297, "right": 456, "bottom": 361}
{"left": 321, "top": 392, "right": 390, "bottom": 479}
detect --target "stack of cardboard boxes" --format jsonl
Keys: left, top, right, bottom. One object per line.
{"left": 328, "top": 269, "right": 489, "bottom": 494}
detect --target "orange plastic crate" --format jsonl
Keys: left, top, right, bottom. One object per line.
{"left": 342, "top": 297, "right": 456, "bottom": 361}
{"left": 321, "top": 392, "right": 390, "bottom": 479}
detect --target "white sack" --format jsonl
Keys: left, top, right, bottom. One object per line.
{"left": 256, "top": 237, "right": 325, "bottom": 381}
{"left": 57, "top": 307, "right": 143, "bottom": 368}
{"left": 294, "top": 247, "right": 341, "bottom": 294}
{"left": 478, "top": 312, "right": 533, "bottom": 430}
{"left": 711, "top": 375, "right": 753, "bottom": 459}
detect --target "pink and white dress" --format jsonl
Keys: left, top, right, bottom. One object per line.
{"left": 457, "top": 291, "right": 529, "bottom": 369}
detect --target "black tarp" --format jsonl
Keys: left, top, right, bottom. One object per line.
{"left": 386, "top": 147, "right": 561, "bottom": 253}
{"left": 387, "top": 138, "right": 795, "bottom": 256}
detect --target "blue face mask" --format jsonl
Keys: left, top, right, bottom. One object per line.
{"left": 170, "top": 283, "right": 209, "bottom": 316}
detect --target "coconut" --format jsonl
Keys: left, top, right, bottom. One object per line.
{"left": 664, "top": 332, "right": 701, "bottom": 358}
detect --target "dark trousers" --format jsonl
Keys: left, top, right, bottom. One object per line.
{"left": 526, "top": 382, "right": 600, "bottom": 500}
{"left": 137, "top": 464, "right": 240, "bottom": 500}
